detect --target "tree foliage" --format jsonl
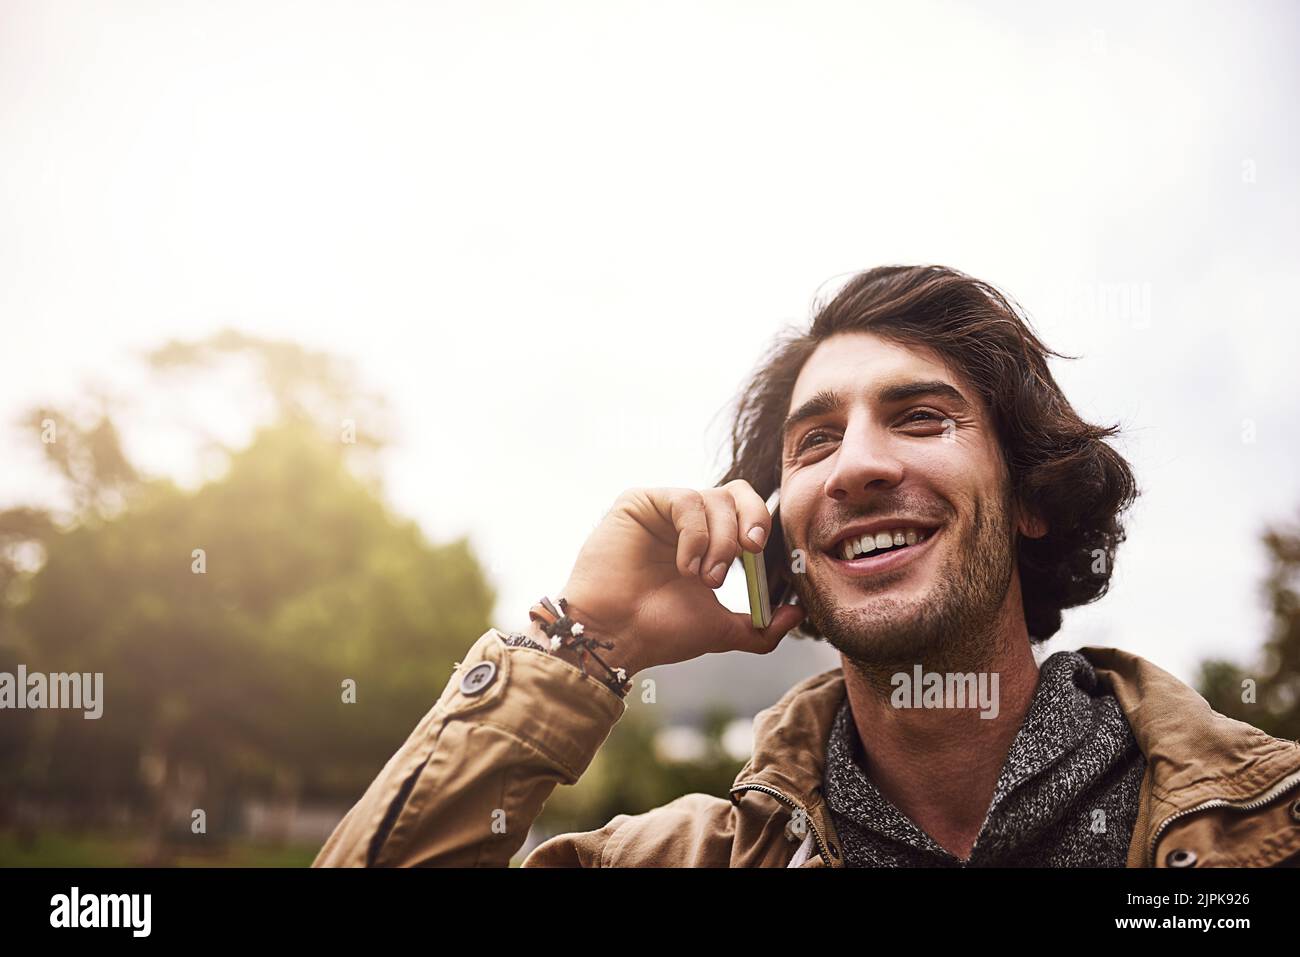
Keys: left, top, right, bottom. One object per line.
{"left": 0, "top": 333, "right": 492, "bottom": 832}
{"left": 1198, "top": 512, "right": 1300, "bottom": 742}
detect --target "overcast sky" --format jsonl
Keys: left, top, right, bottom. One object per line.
{"left": 2, "top": 0, "right": 1298, "bottom": 688}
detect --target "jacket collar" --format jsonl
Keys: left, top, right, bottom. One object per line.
{"left": 730, "top": 645, "right": 1300, "bottom": 867}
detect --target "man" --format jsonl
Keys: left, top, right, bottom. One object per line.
{"left": 314, "top": 265, "right": 1300, "bottom": 868}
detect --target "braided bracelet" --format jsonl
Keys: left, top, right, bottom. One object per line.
{"left": 527, "top": 596, "right": 633, "bottom": 698}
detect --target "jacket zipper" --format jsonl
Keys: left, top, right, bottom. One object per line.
{"left": 731, "top": 782, "right": 834, "bottom": 866}
{"left": 1146, "top": 767, "right": 1300, "bottom": 866}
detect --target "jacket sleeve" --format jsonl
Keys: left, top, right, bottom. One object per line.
{"left": 312, "top": 626, "right": 627, "bottom": 867}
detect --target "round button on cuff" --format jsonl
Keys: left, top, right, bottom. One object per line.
{"left": 459, "top": 661, "right": 497, "bottom": 696}
{"left": 1166, "top": 848, "right": 1197, "bottom": 868}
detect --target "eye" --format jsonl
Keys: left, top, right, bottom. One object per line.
{"left": 795, "top": 428, "right": 837, "bottom": 453}
{"left": 902, "top": 409, "right": 945, "bottom": 425}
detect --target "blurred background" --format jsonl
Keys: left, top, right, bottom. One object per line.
{"left": 1, "top": 0, "right": 1298, "bottom": 865}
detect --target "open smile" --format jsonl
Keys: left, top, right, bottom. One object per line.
{"left": 824, "top": 526, "right": 942, "bottom": 579}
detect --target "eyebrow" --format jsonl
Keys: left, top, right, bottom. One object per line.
{"left": 781, "top": 379, "right": 972, "bottom": 444}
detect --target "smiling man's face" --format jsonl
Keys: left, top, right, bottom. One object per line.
{"left": 779, "top": 331, "right": 1040, "bottom": 674}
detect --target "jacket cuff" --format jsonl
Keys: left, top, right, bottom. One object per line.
{"left": 438, "top": 627, "right": 628, "bottom": 781}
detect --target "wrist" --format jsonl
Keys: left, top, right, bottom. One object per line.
{"left": 551, "top": 594, "right": 642, "bottom": 679}
{"left": 524, "top": 594, "right": 641, "bottom": 691}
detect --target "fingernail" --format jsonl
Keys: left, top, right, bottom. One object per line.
{"left": 688, "top": 556, "right": 701, "bottom": 576}
{"left": 709, "top": 562, "right": 727, "bottom": 584}
{"left": 747, "top": 525, "right": 767, "bottom": 547}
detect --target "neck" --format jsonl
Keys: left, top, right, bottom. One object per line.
{"left": 838, "top": 582, "right": 1040, "bottom": 861}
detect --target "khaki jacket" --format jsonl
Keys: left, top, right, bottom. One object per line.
{"left": 313, "top": 627, "right": 1300, "bottom": 868}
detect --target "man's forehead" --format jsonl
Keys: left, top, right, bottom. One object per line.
{"left": 788, "top": 332, "right": 957, "bottom": 410}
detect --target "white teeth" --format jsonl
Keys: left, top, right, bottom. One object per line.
{"left": 838, "top": 528, "right": 931, "bottom": 560}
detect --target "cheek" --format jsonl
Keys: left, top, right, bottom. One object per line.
{"left": 910, "top": 445, "right": 999, "bottom": 503}
{"left": 780, "top": 482, "right": 820, "bottom": 547}
{"left": 910, "top": 436, "right": 981, "bottom": 472}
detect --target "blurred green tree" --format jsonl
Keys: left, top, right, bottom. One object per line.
{"left": 0, "top": 332, "right": 492, "bottom": 843}
{"left": 1198, "top": 511, "right": 1300, "bottom": 742}
{"left": 13, "top": 423, "right": 493, "bottom": 805}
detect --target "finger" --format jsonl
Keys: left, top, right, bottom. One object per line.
{"left": 763, "top": 603, "right": 807, "bottom": 645}
{"left": 699, "top": 488, "right": 743, "bottom": 588}
{"left": 714, "top": 603, "right": 806, "bottom": 655}
{"left": 722, "top": 479, "right": 772, "bottom": 554}
{"left": 662, "top": 488, "right": 710, "bottom": 578}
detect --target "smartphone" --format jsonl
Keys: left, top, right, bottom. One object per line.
{"left": 741, "top": 488, "right": 797, "bottom": 628}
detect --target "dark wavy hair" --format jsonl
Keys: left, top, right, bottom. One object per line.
{"left": 716, "top": 264, "right": 1139, "bottom": 643}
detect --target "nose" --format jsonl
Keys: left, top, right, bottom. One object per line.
{"left": 822, "top": 416, "right": 905, "bottom": 504}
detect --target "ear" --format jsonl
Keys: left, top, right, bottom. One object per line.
{"left": 1016, "top": 501, "right": 1048, "bottom": 539}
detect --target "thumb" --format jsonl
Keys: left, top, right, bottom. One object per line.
{"left": 720, "top": 603, "right": 806, "bottom": 655}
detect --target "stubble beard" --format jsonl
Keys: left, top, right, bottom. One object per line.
{"left": 792, "top": 487, "right": 1018, "bottom": 695}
